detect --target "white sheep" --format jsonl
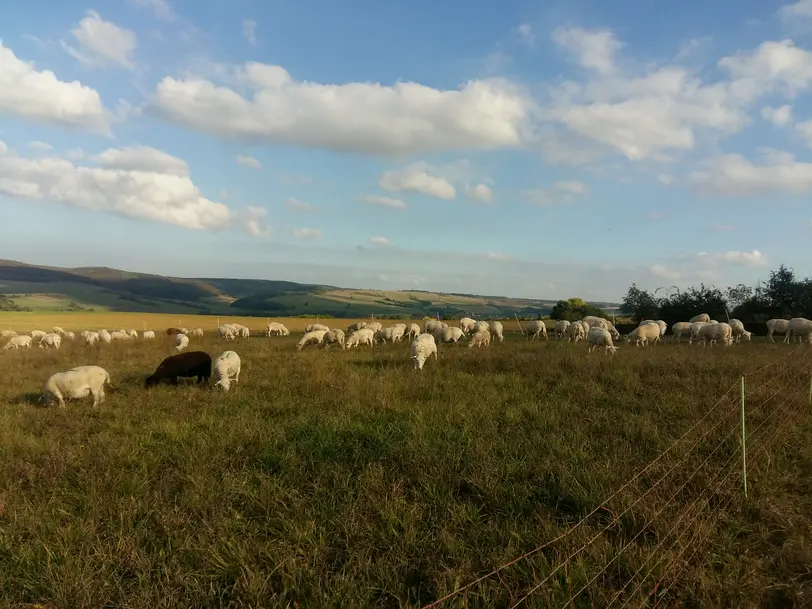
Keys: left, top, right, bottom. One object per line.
{"left": 690, "top": 313, "right": 711, "bottom": 323}
{"left": 640, "top": 319, "right": 667, "bottom": 337}
{"left": 267, "top": 322, "right": 290, "bottom": 336}
{"left": 346, "top": 321, "right": 367, "bottom": 333}
{"left": 110, "top": 330, "right": 131, "bottom": 341}
{"left": 785, "top": 318, "right": 812, "bottom": 344}
{"left": 694, "top": 322, "right": 733, "bottom": 346}
{"left": 625, "top": 323, "right": 661, "bottom": 346}
{"left": 472, "top": 321, "right": 490, "bottom": 334}
{"left": 407, "top": 323, "right": 421, "bottom": 339}
{"left": 766, "top": 319, "right": 790, "bottom": 343}
{"left": 189, "top": 328, "right": 204, "bottom": 337}
{"left": 4, "top": 335, "right": 32, "bottom": 350}
{"left": 671, "top": 322, "right": 693, "bottom": 342}
{"left": 583, "top": 316, "right": 621, "bottom": 339}
{"left": 142, "top": 330, "right": 156, "bottom": 339}
{"left": 218, "top": 325, "right": 237, "bottom": 340}
{"left": 433, "top": 327, "right": 465, "bottom": 345}
{"left": 587, "top": 326, "right": 618, "bottom": 354}
{"left": 297, "top": 330, "right": 328, "bottom": 350}
{"left": 469, "top": 329, "right": 491, "bottom": 348}
{"left": 459, "top": 317, "right": 477, "bottom": 334}
{"left": 524, "top": 320, "right": 548, "bottom": 340}
{"left": 64, "top": 331, "right": 75, "bottom": 340}
{"left": 180, "top": 327, "right": 190, "bottom": 335}
{"left": 52, "top": 326, "right": 66, "bottom": 336}
{"left": 323, "top": 329, "right": 346, "bottom": 349}
{"left": 492, "top": 321, "right": 504, "bottom": 343}
{"left": 212, "top": 351, "right": 241, "bottom": 392}
{"left": 98, "top": 329, "right": 112, "bottom": 344}
{"left": 346, "top": 328, "right": 375, "bottom": 348}
{"left": 1, "top": 330, "right": 17, "bottom": 339}
{"left": 175, "top": 333, "right": 190, "bottom": 352}
{"left": 554, "top": 320, "right": 571, "bottom": 339}
{"left": 30, "top": 330, "right": 46, "bottom": 341}
{"left": 365, "top": 321, "right": 383, "bottom": 333}
{"left": 424, "top": 320, "right": 445, "bottom": 334}
{"left": 83, "top": 331, "right": 100, "bottom": 346}
{"left": 688, "top": 322, "right": 710, "bottom": 345}
{"left": 38, "top": 333, "right": 62, "bottom": 349}
{"left": 127, "top": 329, "right": 138, "bottom": 339}
{"left": 729, "top": 319, "right": 751, "bottom": 343}
{"left": 375, "top": 325, "right": 407, "bottom": 344}
{"left": 411, "top": 333, "right": 438, "bottom": 371}
{"left": 43, "top": 365, "right": 111, "bottom": 408}
{"left": 567, "top": 321, "right": 585, "bottom": 342}
{"left": 305, "top": 323, "right": 330, "bottom": 333}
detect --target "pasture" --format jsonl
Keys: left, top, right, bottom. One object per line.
{"left": 0, "top": 314, "right": 811, "bottom": 608}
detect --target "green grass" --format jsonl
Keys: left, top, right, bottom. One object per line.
{"left": 0, "top": 334, "right": 810, "bottom": 608}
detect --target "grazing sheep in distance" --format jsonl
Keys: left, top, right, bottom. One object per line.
{"left": 433, "top": 327, "right": 465, "bottom": 345}
{"left": 346, "top": 328, "right": 375, "bottom": 348}
{"left": 305, "top": 323, "right": 330, "bottom": 333}
{"left": 43, "top": 365, "right": 111, "bottom": 408}
{"left": 165, "top": 327, "right": 184, "bottom": 336}
{"left": 297, "top": 330, "right": 328, "bottom": 351}
{"left": 267, "top": 322, "right": 290, "bottom": 336}
{"left": 554, "top": 320, "right": 571, "bottom": 339}
{"left": 375, "top": 325, "right": 406, "bottom": 344}
{"left": 323, "top": 329, "right": 345, "bottom": 349}
{"left": 4, "top": 335, "right": 32, "bottom": 350}
{"left": 218, "top": 325, "right": 237, "bottom": 340}
{"left": 110, "top": 330, "right": 131, "bottom": 341}
{"left": 459, "top": 317, "right": 477, "bottom": 334}
{"left": 189, "top": 328, "right": 204, "bottom": 337}
{"left": 690, "top": 313, "right": 711, "bottom": 324}
{"left": 583, "top": 316, "right": 621, "bottom": 340}
{"left": 567, "top": 322, "right": 585, "bottom": 342}
{"left": 52, "top": 326, "right": 66, "bottom": 336}
{"left": 785, "top": 318, "right": 812, "bottom": 344}
{"left": 766, "top": 318, "right": 790, "bottom": 343}
{"left": 38, "top": 333, "right": 62, "bottom": 349}
{"left": 30, "top": 330, "right": 46, "bottom": 341}
{"left": 98, "top": 329, "right": 112, "bottom": 344}
{"left": 469, "top": 329, "right": 491, "bottom": 348}
{"left": 364, "top": 321, "right": 383, "bottom": 333}
{"left": 346, "top": 321, "right": 367, "bottom": 333}
{"left": 424, "top": 320, "right": 444, "bottom": 334}
{"left": 175, "top": 334, "right": 190, "bottom": 352}
{"left": 492, "top": 321, "right": 504, "bottom": 342}
{"left": 143, "top": 330, "right": 156, "bottom": 340}
{"left": 472, "top": 321, "right": 490, "bottom": 334}
{"left": 524, "top": 320, "right": 548, "bottom": 340}
{"left": 640, "top": 320, "right": 667, "bottom": 337}
{"left": 694, "top": 322, "right": 733, "bottom": 346}
{"left": 1, "top": 330, "right": 17, "bottom": 339}
{"left": 146, "top": 351, "right": 212, "bottom": 387}
{"left": 671, "top": 322, "right": 693, "bottom": 342}
{"left": 64, "top": 331, "right": 75, "bottom": 340}
{"left": 407, "top": 323, "right": 421, "bottom": 340}
{"left": 127, "top": 329, "right": 138, "bottom": 339}
{"left": 729, "top": 319, "right": 751, "bottom": 343}
{"left": 83, "top": 331, "right": 100, "bottom": 346}
{"left": 688, "top": 322, "right": 711, "bottom": 345}
{"left": 411, "top": 333, "right": 438, "bottom": 371}
{"left": 212, "top": 351, "right": 241, "bottom": 392}
{"left": 587, "top": 326, "right": 618, "bottom": 354}
{"left": 625, "top": 323, "right": 661, "bottom": 347}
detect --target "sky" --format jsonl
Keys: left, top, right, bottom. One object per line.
{"left": 1, "top": 0, "right": 811, "bottom": 301}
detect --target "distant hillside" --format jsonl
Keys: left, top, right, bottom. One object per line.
{"left": 0, "top": 259, "right": 619, "bottom": 318}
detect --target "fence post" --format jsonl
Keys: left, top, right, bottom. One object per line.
{"left": 741, "top": 376, "right": 748, "bottom": 499}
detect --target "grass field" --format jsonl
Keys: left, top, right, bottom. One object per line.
{"left": 1, "top": 316, "right": 811, "bottom": 607}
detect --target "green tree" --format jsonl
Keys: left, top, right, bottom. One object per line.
{"left": 550, "top": 298, "right": 608, "bottom": 321}
{"left": 620, "top": 283, "right": 660, "bottom": 323}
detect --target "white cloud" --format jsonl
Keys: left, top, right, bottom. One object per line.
{"left": 131, "top": 0, "right": 175, "bottom": 21}
{"left": 152, "top": 62, "right": 530, "bottom": 156}
{"left": 761, "top": 104, "right": 793, "bottom": 126}
{"left": 379, "top": 162, "right": 456, "bottom": 199}
{"left": 650, "top": 263, "right": 682, "bottom": 280}
{"left": 658, "top": 173, "right": 676, "bottom": 186}
{"left": 61, "top": 10, "right": 137, "bottom": 70}
{"left": 236, "top": 154, "right": 262, "bottom": 169}
{"left": 27, "top": 141, "right": 53, "bottom": 151}
{"left": 688, "top": 150, "right": 812, "bottom": 196}
{"left": 516, "top": 23, "right": 535, "bottom": 46}
{"left": 795, "top": 120, "right": 812, "bottom": 146}
{"left": 368, "top": 236, "right": 390, "bottom": 246}
{"left": 0, "top": 141, "right": 231, "bottom": 231}
{"left": 286, "top": 197, "right": 313, "bottom": 211}
{"left": 695, "top": 250, "right": 768, "bottom": 268}
{"left": 675, "top": 38, "right": 709, "bottom": 60}
{"left": 486, "top": 251, "right": 512, "bottom": 261}
{"left": 521, "top": 181, "right": 589, "bottom": 205}
{"left": 466, "top": 183, "right": 494, "bottom": 203}
{"left": 779, "top": 0, "right": 812, "bottom": 23}
{"left": 378, "top": 273, "right": 390, "bottom": 282}
{"left": 0, "top": 41, "right": 108, "bottom": 133}
{"left": 243, "top": 206, "right": 271, "bottom": 238}
{"left": 93, "top": 145, "right": 189, "bottom": 176}
{"left": 718, "top": 40, "right": 812, "bottom": 99}
{"left": 65, "top": 148, "right": 85, "bottom": 161}
{"left": 243, "top": 20, "right": 257, "bottom": 45}
{"left": 360, "top": 195, "right": 406, "bottom": 209}
{"left": 292, "top": 227, "right": 322, "bottom": 239}
{"left": 552, "top": 27, "right": 623, "bottom": 74}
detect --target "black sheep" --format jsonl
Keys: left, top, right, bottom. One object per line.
{"left": 145, "top": 351, "right": 212, "bottom": 387}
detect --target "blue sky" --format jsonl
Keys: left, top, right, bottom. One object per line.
{"left": 1, "top": 0, "right": 811, "bottom": 301}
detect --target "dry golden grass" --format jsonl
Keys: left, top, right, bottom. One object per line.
{"left": 0, "top": 319, "right": 810, "bottom": 607}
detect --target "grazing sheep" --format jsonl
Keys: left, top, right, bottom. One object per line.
{"left": 346, "top": 328, "right": 375, "bottom": 348}
{"left": 212, "top": 351, "right": 241, "bottom": 392}
{"left": 142, "top": 330, "right": 156, "bottom": 339}
{"left": 83, "top": 331, "right": 100, "bottom": 346}
{"left": 43, "top": 365, "right": 111, "bottom": 408}
{"left": 524, "top": 320, "right": 548, "bottom": 340}
{"left": 688, "top": 322, "right": 710, "bottom": 345}
{"left": 267, "top": 322, "right": 290, "bottom": 336}
{"left": 625, "top": 323, "right": 661, "bottom": 346}
{"left": 305, "top": 323, "right": 330, "bottom": 333}
{"left": 492, "top": 321, "right": 504, "bottom": 343}
{"left": 218, "top": 325, "right": 237, "bottom": 340}
{"left": 30, "top": 330, "right": 46, "bottom": 341}
{"left": 38, "top": 333, "right": 62, "bottom": 349}
{"left": 424, "top": 320, "right": 444, "bottom": 334}
{"left": 189, "top": 328, "right": 204, "bottom": 338}
{"left": 4, "top": 335, "right": 32, "bottom": 350}
{"left": 785, "top": 318, "right": 812, "bottom": 344}
{"left": 98, "top": 329, "right": 112, "bottom": 344}
{"left": 323, "top": 329, "right": 346, "bottom": 349}
{"left": 0, "top": 330, "right": 17, "bottom": 339}
{"left": 433, "top": 327, "right": 465, "bottom": 345}
{"left": 729, "top": 319, "right": 751, "bottom": 343}
{"left": 694, "top": 322, "right": 734, "bottom": 346}
{"left": 587, "top": 326, "right": 618, "bottom": 354}
{"left": 127, "top": 329, "right": 138, "bottom": 339}
{"left": 554, "top": 320, "right": 571, "bottom": 339}
{"left": 640, "top": 320, "right": 668, "bottom": 337}
{"left": 671, "top": 322, "right": 693, "bottom": 342}
{"left": 64, "top": 331, "right": 75, "bottom": 340}
{"left": 375, "top": 325, "right": 407, "bottom": 344}
{"left": 52, "top": 326, "right": 66, "bottom": 336}
{"left": 583, "top": 316, "right": 621, "bottom": 340}
{"left": 175, "top": 333, "right": 190, "bottom": 352}
{"left": 407, "top": 323, "right": 421, "bottom": 340}
{"left": 469, "top": 329, "right": 491, "bottom": 348}
{"left": 364, "top": 321, "right": 383, "bottom": 333}
{"left": 146, "top": 351, "right": 212, "bottom": 387}
{"left": 110, "top": 330, "right": 131, "bottom": 341}
{"left": 411, "top": 333, "right": 438, "bottom": 371}
{"left": 472, "top": 321, "right": 490, "bottom": 334}
{"left": 567, "top": 321, "right": 585, "bottom": 342}
{"left": 766, "top": 319, "right": 790, "bottom": 343}
{"left": 297, "top": 330, "right": 328, "bottom": 351}
{"left": 459, "top": 317, "right": 477, "bottom": 334}
{"left": 346, "top": 321, "right": 367, "bottom": 333}
{"left": 238, "top": 326, "right": 250, "bottom": 339}
{"left": 690, "top": 313, "right": 711, "bottom": 323}
{"left": 165, "top": 327, "right": 185, "bottom": 336}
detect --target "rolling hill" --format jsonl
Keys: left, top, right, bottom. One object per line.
{"left": 0, "top": 259, "right": 619, "bottom": 318}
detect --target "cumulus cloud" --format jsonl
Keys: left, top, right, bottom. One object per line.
{"left": 93, "top": 145, "right": 189, "bottom": 176}
{"left": 0, "top": 41, "right": 108, "bottom": 133}
{"left": 292, "top": 228, "right": 322, "bottom": 239}
{"left": 761, "top": 104, "right": 793, "bottom": 126}
{"left": 795, "top": 120, "right": 812, "bottom": 146}
{"left": 243, "top": 205, "right": 271, "bottom": 238}
{"left": 718, "top": 39, "right": 812, "bottom": 99}
{"left": 360, "top": 195, "right": 406, "bottom": 209}
{"left": 368, "top": 236, "right": 390, "bottom": 246}
{"left": 688, "top": 150, "right": 812, "bottom": 196}
{"left": 695, "top": 250, "right": 768, "bottom": 268}
{"left": 27, "top": 141, "right": 53, "bottom": 151}
{"left": 779, "top": 0, "right": 812, "bottom": 24}
{"left": 131, "top": 0, "right": 175, "bottom": 21}
{"left": 521, "top": 181, "right": 589, "bottom": 205}
{"left": 516, "top": 23, "right": 535, "bottom": 47}
{"left": 379, "top": 162, "right": 456, "bottom": 199}
{"left": 61, "top": 10, "right": 137, "bottom": 70}
{"left": 0, "top": 141, "right": 231, "bottom": 231}
{"left": 243, "top": 20, "right": 257, "bottom": 45}
{"left": 286, "top": 197, "right": 313, "bottom": 211}
{"left": 466, "top": 183, "right": 494, "bottom": 203}
{"left": 236, "top": 154, "right": 261, "bottom": 169}
{"left": 151, "top": 61, "right": 530, "bottom": 156}
{"left": 552, "top": 27, "right": 623, "bottom": 74}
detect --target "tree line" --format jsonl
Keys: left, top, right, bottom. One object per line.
{"left": 620, "top": 265, "right": 812, "bottom": 325}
